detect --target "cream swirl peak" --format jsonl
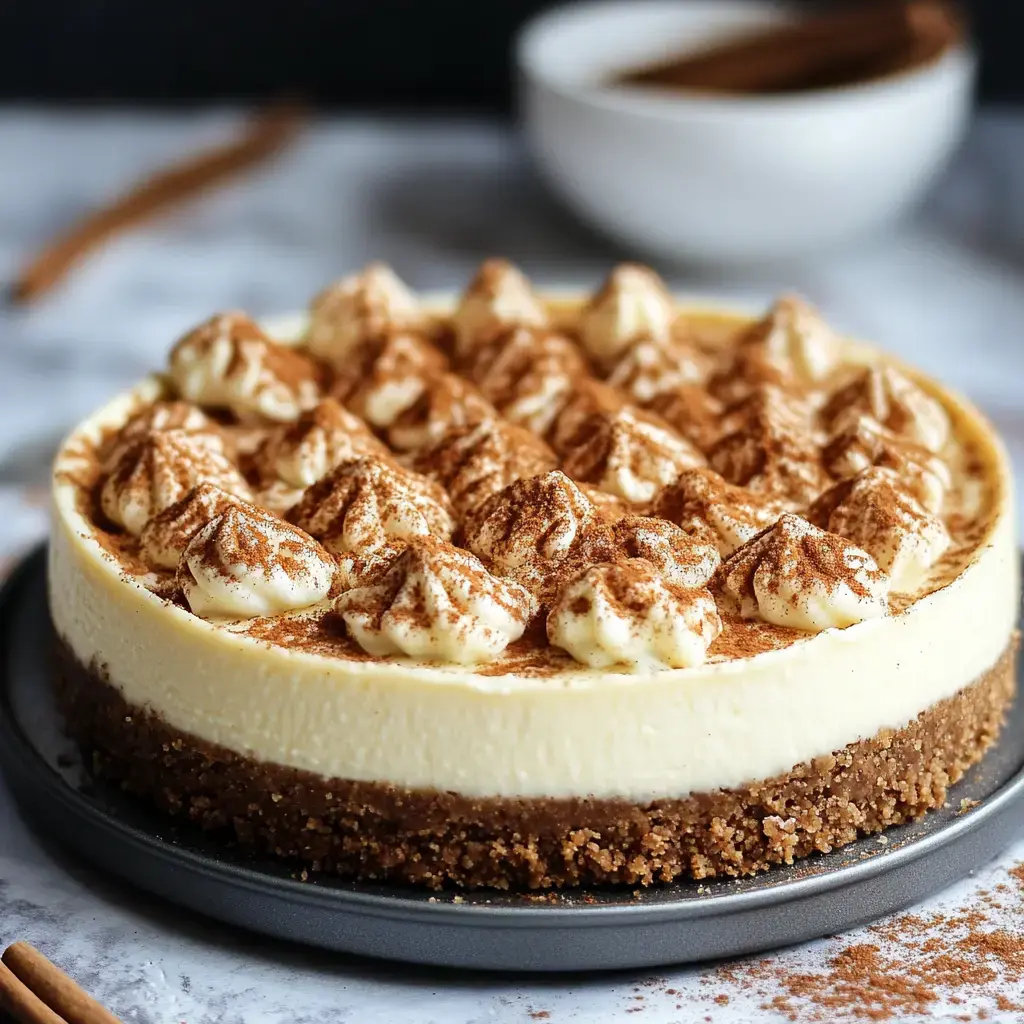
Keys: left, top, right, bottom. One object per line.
{"left": 579, "top": 263, "right": 676, "bottom": 370}
{"left": 610, "top": 514, "right": 720, "bottom": 589}
{"left": 710, "top": 384, "right": 827, "bottom": 506}
{"left": 254, "top": 398, "right": 386, "bottom": 509}
{"left": 411, "top": 419, "right": 557, "bottom": 517}
{"left": 649, "top": 384, "right": 725, "bottom": 451}
{"left": 560, "top": 407, "right": 705, "bottom": 504}
{"left": 464, "top": 470, "right": 598, "bottom": 574}
{"left": 713, "top": 295, "right": 840, "bottom": 403}
{"left": 754, "top": 295, "right": 840, "bottom": 385}
{"left": 606, "top": 337, "right": 709, "bottom": 405}
{"left": 335, "top": 332, "right": 447, "bottom": 430}
{"left": 306, "top": 263, "right": 422, "bottom": 369}
{"left": 140, "top": 482, "right": 246, "bottom": 569}
{"left": 178, "top": 505, "right": 335, "bottom": 619}
{"left": 169, "top": 312, "right": 321, "bottom": 423}
{"left": 288, "top": 455, "right": 454, "bottom": 559}
{"left": 451, "top": 258, "right": 547, "bottom": 360}
{"left": 386, "top": 372, "right": 495, "bottom": 452}
{"left": 821, "top": 413, "right": 951, "bottom": 514}
{"left": 547, "top": 559, "right": 722, "bottom": 670}
{"left": 336, "top": 536, "right": 536, "bottom": 664}
{"left": 548, "top": 379, "right": 627, "bottom": 455}
{"left": 101, "top": 429, "right": 251, "bottom": 536}
{"left": 810, "top": 467, "right": 951, "bottom": 591}
{"left": 716, "top": 513, "right": 890, "bottom": 632}
{"left": 580, "top": 484, "right": 629, "bottom": 523}
{"left": 102, "top": 400, "right": 212, "bottom": 469}
{"left": 822, "top": 366, "right": 951, "bottom": 454}
{"left": 652, "top": 467, "right": 786, "bottom": 557}
{"left": 466, "top": 327, "right": 588, "bottom": 436}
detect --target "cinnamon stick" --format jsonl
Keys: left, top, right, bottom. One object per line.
{"left": 9, "top": 101, "right": 303, "bottom": 305}
{"left": 616, "top": 1, "right": 962, "bottom": 95}
{"left": 2, "top": 943, "right": 122, "bottom": 1024}
{"left": 0, "top": 960, "right": 67, "bottom": 1024}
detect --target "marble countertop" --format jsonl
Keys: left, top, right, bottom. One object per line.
{"left": 1, "top": 108, "right": 1024, "bottom": 1023}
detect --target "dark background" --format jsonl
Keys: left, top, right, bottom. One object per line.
{"left": 0, "top": 0, "right": 1020, "bottom": 109}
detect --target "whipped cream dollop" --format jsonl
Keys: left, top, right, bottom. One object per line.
{"left": 101, "top": 429, "right": 252, "bottom": 535}
{"left": 548, "top": 379, "right": 627, "bottom": 455}
{"left": 306, "top": 263, "right": 422, "bottom": 369}
{"left": 337, "top": 536, "right": 535, "bottom": 663}
{"left": 547, "top": 559, "right": 722, "bottom": 670}
{"left": 560, "top": 408, "right": 705, "bottom": 504}
{"left": 451, "top": 259, "right": 547, "bottom": 360}
{"left": 386, "top": 372, "right": 496, "bottom": 453}
{"left": 647, "top": 468, "right": 782, "bottom": 557}
{"left": 170, "top": 313, "right": 321, "bottom": 423}
{"left": 289, "top": 455, "right": 454, "bottom": 563}
{"left": 467, "top": 327, "right": 588, "bottom": 436}
{"left": 104, "top": 400, "right": 213, "bottom": 469}
{"left": 709, "top": 385, "right": 828, "bottom": 507}
{"left": 411, "top": 419, "right": 557, "bottom": 516}
{"left": 649, "top": 384, "right": 725, "bottom": 452}
{"left": 717, "top": 513, "right": 890, "bottom": 632}
{"left": 810, "top": 467, "right": 951, "bottom": 591}
{"left": 254, "top": 398, "right": 386, "bottom": 509}
{"left": 140, "top": 482, "right": 245, "bottom": 569}
{"left": 179, "top": 505, "right": 335, "bottom": 619}
{"left": 464, "top": 470, "right": 598, "bottom": 574}
{"left": 822, "top": 413, "right": 951, "bottom": 514}
{"left": 579, "top": 264, "right": 676, "bottom": 371}
{"left": 822, "top": 366, "right": 951, "bottom": 454}
{"left": 606, "top": 337, "right": 708, "bottom": 405}
{"left": 579, "top": 484, "right": 629, "bottom": 523}
{"left": 334, "top": 331, "right": 447, "bottom": 430}
{"left": 712, "top": 295, "right": 840, "bottom": 403}
{"left": 651, "top": 468, "right": 785, "bottom": 558}
{"left": 611, "top": 514, "right": 720, "bottom": 588}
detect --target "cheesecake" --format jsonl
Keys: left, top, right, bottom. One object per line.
{"left": 49, "top": 261, "right": 1018, "bottom": 889}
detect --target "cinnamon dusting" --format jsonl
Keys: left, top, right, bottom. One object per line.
{"left": 64, "top": 263, "right": 999, "bottom": 668}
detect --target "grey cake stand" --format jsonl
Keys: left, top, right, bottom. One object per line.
{"left": 2, "top": 546, "right": 1022, "bottom": 972}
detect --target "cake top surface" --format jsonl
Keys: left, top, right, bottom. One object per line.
{"left": 54, "top": 261, "right": 1002, "bottom": 675}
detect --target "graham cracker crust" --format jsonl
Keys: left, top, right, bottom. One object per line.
{"left": 54, "top": 638, "right": 1016, "bottom": 890}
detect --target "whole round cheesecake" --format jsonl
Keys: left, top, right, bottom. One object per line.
{"left": 50, "top": 261, "right": 1018, "bottom": 890}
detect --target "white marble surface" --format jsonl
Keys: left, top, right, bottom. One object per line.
{"left": 1, "top": 108, "right": 1024, "bottom": 1023}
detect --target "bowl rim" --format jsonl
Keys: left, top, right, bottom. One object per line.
{"left": 515, "top": 0, "right": 976, "bottom": 121}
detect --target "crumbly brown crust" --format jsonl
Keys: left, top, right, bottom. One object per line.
{"left": 56, "top": 637, "right": 1016, "bottom": 891}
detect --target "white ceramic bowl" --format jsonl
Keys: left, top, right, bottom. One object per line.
{"left": 516, "top": 0, "right": 976, "bottom": 265}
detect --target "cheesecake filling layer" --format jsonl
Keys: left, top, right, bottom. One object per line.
{"left": 55, "top": 638, "right": 1017, "bottom": 889}
{"left": 50, "top": 355, "right": 1017, "bottom": 802}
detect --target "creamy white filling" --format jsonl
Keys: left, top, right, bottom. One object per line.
{"left": 48, "top": 322, "right": 1019, "bottom": 802}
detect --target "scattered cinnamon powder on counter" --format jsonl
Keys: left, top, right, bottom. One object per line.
{"left": 698, "top": 860, "right": 1024, "bottom": 1021}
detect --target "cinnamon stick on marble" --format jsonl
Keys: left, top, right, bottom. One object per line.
{"left": 2, "top": 942, "right": 123, "bottom": 1024}
{"left": 0, "top": 959, "right": 67, "bottom": 1024}
{"left": 617, "top": 1, "right": 962, "bottom": 95}
{"left": 9, "top": 102, "right": 303, "bottom": 305}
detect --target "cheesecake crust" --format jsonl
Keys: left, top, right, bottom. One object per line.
{"left": 55, "top": 636, "right": 1017, "bottom": 890}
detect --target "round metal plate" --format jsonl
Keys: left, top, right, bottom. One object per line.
{"left": 2, "top": 546, "right": 1023, "bottom": 972}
